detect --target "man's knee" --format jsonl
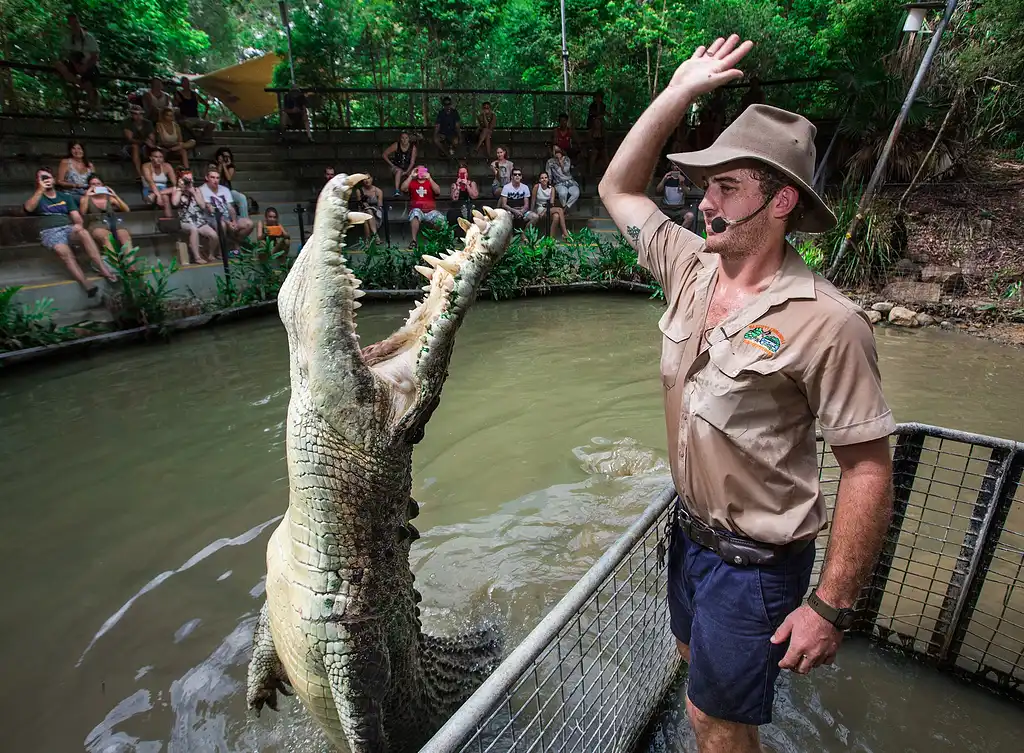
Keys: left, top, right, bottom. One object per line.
{"left": 676, "top": 639, "right": 691, "bottom": 662}
{"left": 686, "top": 695, "right": 760, "bottom": 753}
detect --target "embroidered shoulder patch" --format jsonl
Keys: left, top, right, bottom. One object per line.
{"left": 742, "top": 324, "right": 785, "bottom": 355}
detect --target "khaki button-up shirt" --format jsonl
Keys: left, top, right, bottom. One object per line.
{"left": 635, "top": 208, "right": 895, "bottom": 545}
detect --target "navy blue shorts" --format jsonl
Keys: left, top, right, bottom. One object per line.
{"left": 668, "top": 521, "right": 815, "bottom": 726}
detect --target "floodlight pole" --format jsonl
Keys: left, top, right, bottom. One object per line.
{"left": 560, "top": 0, "right": 569, "bottom": 107}
{"left": 278, "top": 1, "right": 297, "bottom": 87}
{"left": 826, "top": 0, "right": 958, "bottom": 280}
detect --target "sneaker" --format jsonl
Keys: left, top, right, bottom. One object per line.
{"left": 393, "top": 189, "right": 402, "bottom": 197}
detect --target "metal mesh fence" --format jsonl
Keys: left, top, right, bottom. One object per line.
{"left": 421, "top": 424, "right": 1024, "bottom": 753}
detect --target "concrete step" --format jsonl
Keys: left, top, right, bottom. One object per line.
{"left": 10, "top": 262, "right": 230, "bottom": 322}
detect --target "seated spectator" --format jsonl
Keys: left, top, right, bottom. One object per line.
{"left": 533, "top": 171, "right": 566, "bottom": 240}
{"left": 324, "top": 166, "right": 336, "bottom": 183}
{"left": 173, "top": 77, "right": 215, "bottom": 143}
{"left": 499, "top": 169, "right": 539, "bottom": 228}
{"left": 401, "top": 165, "right": 445, "bottom": 246}
{"left": 282, "top": 86, "right": 312, "bottom": 141}
{"left": 586, "top": 90, "right": 607, "bottom": 129}
{"left": 79, "top": 175, "right": 134, "bottom": 254}
{"left": 56, "top": 140, "right": 94, "bottom": 197}
{"left": 53, "top": 13, "right": 100, "bottom": 111}
{"left": 489, "top": 146, "right": 514, "bottom": 198}
{"left": 171, "top": 173, "right": 218, "bottom": 264}
{"left": 154, "top": 107, "right": 196, "bottom": 169}
{"left": 587, "top": 115, "right": 608, "bottom": 175}
{"left": 121, "top": 105, "right": 155, "bottom": 178}
{"left": 656, "top": 166, "right": 695, "bottom": 230}
{"left": 432, "top": 96, "right": 462, "bottom": 158}
{"left": 257, "top": 207, "right": 291, "bottom": 255}
{"left": 200, "top": 168, "right": 254, "bottom": 254}
{"left": 546, "top": 145, "right": 580, "bottom": 212}
{"left": 552, "top": 113, "right": 579, "bottom": 161}
{"left": 142, "top": 77, "right": 173, "bottom": 123}
{"left": 213, "top": 147, "right": 249, "bottom": 218}
{"left": 357, "top": 175, "right": 384, "bottom": 240}
{"left": 474, "top": 102, "right": 497, "bottom": 157}
{"left": 141, "top": 148, "right": 176, "bottom": 218}
{"left": 447, "top": 164, "right": 479, "bottom": 228}
{"left": 23, "top": 168, "right": 116, "bottom": 295}
{"left": 382, "top": 132, "right": 417, "bottom": 197}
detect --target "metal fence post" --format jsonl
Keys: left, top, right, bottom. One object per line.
{"left": 930, "top": 446, "right": 1015, "bottom": 661}
{"left": 855, "top": 430, "right": 926, "bottom": 632}
{"left": 382, "top": 198, "right": 392, "bottom": 247}
{"left": 295, "top": 203, "right": 308, "bottom": 246}
{"left": 937, "top": 448, "right": 1024, "bottom": 670}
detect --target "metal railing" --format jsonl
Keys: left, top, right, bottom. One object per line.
{"left": 0, "top": 60, "right": 151, "bottom": 120}
{"left": 420, "top": 422, "right": 1024, "bottom": 753}
{"left": 266, "top": 87, "right": 601, "bottom": 132}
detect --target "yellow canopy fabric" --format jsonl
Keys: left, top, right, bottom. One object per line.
{"left": 191, "top": 53, "right": 283, "bottom": 121}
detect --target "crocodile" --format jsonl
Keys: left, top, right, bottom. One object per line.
{"left": 246, "top": 173, "right": 513, "bottom": 752}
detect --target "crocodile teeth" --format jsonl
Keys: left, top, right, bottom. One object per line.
{"left": 348, "top": 211, "right": 373, "bottom": 225}
{"left": 482, "top": 206, "right": 498, "bottom": 219}
{"left": 439, "top": 260, "right": 459, "bottom": 274}
{"left": 421, "top": 285, "right": 432, "bottom": 292}
{"left": 457, "top": 217, "right": 471, "bottom": 232}
{"left": 422, "top": 254, "right": 443, "bottom": 268}
{"left": 415, "top": 264, "right": 433, "bottom": 279}
{"left": 345, "top": 173, "right": 370, "bottom": 188}
{"left": 472, "top": 209, "right": 484, "bottom": 219}
{"left": 352, "top": 301, "right": 362, "bottom": 309}
{"left": 474, "top": 217, "right": 488, "bottom": 232}
{"left": 352, "top": 289, "right": 366, "bottom": 299}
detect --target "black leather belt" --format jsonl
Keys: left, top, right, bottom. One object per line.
{"left": 671, "top": 496, "right": 811, "bottom": 567}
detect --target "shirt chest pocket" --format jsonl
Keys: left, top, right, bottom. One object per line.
{"left": 657, "top": 310, "right": 691, "bottom": 390}
{"left": 692, "top": 346, "right": 791, "bottom": 433}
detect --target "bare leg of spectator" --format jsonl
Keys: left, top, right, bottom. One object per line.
{"left": 52, "top": 242, "right": 93, "bottom": 292}
{"left": 82, "top": 79, "right": 98, "bottom": 110}
{"left": 432, "top": 132, "right": 446, "bottom": 157}
{"left": 410, "top": 216, "right": 421, "bottom": 245}
{"left": 130, "top": 143, "right": 143, "bottom": 177}
{"left": 156, "top": 193, "right": 173, "bottom": 219}
{"left": 76, "top": 227, "right": 117, "bottom": 282}
{"left": 552, "top": 207, "right": 569, "bottom": 239}
{"left": 199, "top": 224, "right": 220, "bottom": 261}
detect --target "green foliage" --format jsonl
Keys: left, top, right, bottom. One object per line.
{"left": 103, "top": 244, "right": 180, "bottom": 330}
{"left": 349, "top": 237, "right": 422, "bottom": 290}
{"left": 214, "top": 238, "right": 296, "bottom": 307}
{"left": 811, "top": 189, "right": 899, "bottom": 286}
{"left": 0, "top": 286, "right": 81, "bottom": 352}
{"left": 796, "top": 240, "right": 825, "bottom": 273}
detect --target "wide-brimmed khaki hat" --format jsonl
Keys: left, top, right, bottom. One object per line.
{"left": 667, "top": 104, "right": 836, "bottom": 233}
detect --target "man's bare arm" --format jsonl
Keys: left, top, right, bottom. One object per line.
{"left": 816, "top": 437, "right": 894, "bottom": 608}
{"left": 598, "top": 35, "right": 752, "bottom": 244}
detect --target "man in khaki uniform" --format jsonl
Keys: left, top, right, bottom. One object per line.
{"left": 599, "top": 36, "right": 896, "bottom": 752}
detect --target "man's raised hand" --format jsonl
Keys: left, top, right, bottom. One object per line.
{"left": 668, "top": 34, "right": 754, "bottom": 97}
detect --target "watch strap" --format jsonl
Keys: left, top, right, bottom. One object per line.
{"left": 807, "top": 589, "right": 854, "bottom": 630}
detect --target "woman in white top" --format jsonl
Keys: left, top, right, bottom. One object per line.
{"left": 141, "top": 147, "right": 176, "bottom": 218}
{"left": 489, "top": 146, "right": 514, "bottom": 197}
{"left": 532, "top": 171, "right": 566, "bottom": 239}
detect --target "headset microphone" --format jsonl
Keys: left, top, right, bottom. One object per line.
{"left": 708, "top": 194, "right": 775, "bottom": 235}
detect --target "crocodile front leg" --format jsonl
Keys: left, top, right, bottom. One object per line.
{"left": 246, "top": 602, "right": 294, "bottom": 715}
{"left": 323, "top": 622, "right": 392, "bottom": 753}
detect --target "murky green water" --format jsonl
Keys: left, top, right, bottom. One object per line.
{"left": 1, "top": 295, "right": 1021, "bottom": 752}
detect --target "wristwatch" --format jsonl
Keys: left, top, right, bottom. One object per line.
{"left": 807, "top": 589, "right": 856, "bottom": 631}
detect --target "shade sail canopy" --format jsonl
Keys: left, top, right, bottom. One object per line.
{"left": 191, "top": 53, "right": 282, "bottom": 120}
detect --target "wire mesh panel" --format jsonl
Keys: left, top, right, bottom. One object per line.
{"left": 815, "top": 424, "right": 1024, "bottom": 700}
{"left": 422, "top": 424, "right": 1024, "bottom": 753}
{"left": 420, "top": 488, "right": 679, "bottom": 753}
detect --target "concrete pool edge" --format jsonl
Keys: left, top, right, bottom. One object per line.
{"left": 0, "top": 282, "right": 659, "bottom": 373}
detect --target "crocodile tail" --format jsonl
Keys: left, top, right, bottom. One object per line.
{"left": 419, "top": 625, "right": 504, "bottom": 719}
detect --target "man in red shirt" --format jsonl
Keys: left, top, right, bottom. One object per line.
{"left": 401, "top": 165, "right": 446, "bottom": 245}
